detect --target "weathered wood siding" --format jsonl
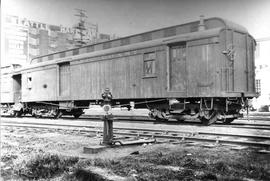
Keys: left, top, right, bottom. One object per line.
{"left": 217, "top": 30, "right": 255, "bottom": 95}
{"left": 0, "top": 74, "right": 14, "bottom": 103}
{"left": 169, "top": 44, "right": 187, "bottom": 92}
{"left": 219, "top": 29, "right": 256, "bottom": 95}
{"left": 18, "top": 25, "right": 256, "bottom": 103}
{"left": 233, "top": 32, "right": 256, "bottom": 94}
{"left": 70, "top": 46, "right": 167, "bottom": 100}
{"left": 187, "top": 41, "right": 219, "bottom": 97}
{"left": 59, "top": 63, "right": 70, "bottom": 98}
{"left": 233, "top": 32, "right": 248, "bottom": 92}
{"left": 247, "top": 36, "right": 256, "bottom": 93}
{"left": 21, "top": 66, "right": 57, "bottom": 102}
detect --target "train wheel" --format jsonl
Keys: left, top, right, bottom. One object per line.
{"left": 54, "top": 110, "right": 63, "bottom": 119}
{"left": 176, "top": 118, "right": 185, "bottom": 122}
{"left": 35, "top": 114, "right": 42, "bottom": 118}
{"left": 73, "top": 113, "right": 82, "bottom": 119}
{"left": 200, "top": 110, "right": 218, "bottom": 126}
{"left": 155, "top": 117, "right": 169, "bottom": 122}
{"left": 175, "top": 116, "right": 185, "bottom": 122}
{"left": 223, "top": 118, "right": 235, "bottom": 124}
{"left": 149, "top": 109, "right": 168, "bottom": 122}
{"left": 14, "top": 110, "right": 23, "bottom": 117}
{"left": 10, "top": 111, "right": 16, "bottom": 117}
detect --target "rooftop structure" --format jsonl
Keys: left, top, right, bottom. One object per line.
{"left": 1, "top": 15, "right": 113, "bottom": 67}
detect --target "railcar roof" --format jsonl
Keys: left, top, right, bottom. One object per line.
{"left": 29, "top": 17, "right": 248, "bottom": 65}
{"left": 17, "top": 27, "right": 223, "bottom": 72}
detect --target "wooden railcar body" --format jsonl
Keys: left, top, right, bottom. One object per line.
{"left": 1, "top": 17, "right": 257, "bottom": 123}
{"left": 1, "top": 67, "right": 21, "bottom": 103}
{"left": 1, "top": 74, "right": 14, "bottom": 103}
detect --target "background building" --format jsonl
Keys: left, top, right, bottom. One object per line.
{"left": 3, "top": 15, "right": 29, "bottom": 66}
{"left": 253, "top": 37, "right": 270, "bottom": 109}
{"left": 1, "top": 15, "right": 114, "bottom": 67}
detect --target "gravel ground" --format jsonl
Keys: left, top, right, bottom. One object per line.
{"left": 1, "top": 118, "right": 270, "bottom": 181}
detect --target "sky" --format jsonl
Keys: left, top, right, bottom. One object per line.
{"left": 2, "top": 0, "right": 270, "bottom": 39}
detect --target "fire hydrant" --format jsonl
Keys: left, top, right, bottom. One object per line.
{"left": 101, "top": 88, "right": 114, "bottom": 145}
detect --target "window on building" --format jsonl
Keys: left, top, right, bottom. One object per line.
{"left": 143, "top": 52, "right": 156, "bottom": 77}
{"left": 42, "top": 24, "right": 47, "bottom": 29}
{"left": 29, "top": 28, "right": 38, "bottom": 35}
{"left": 29, "top": 48, "right": 40, "bottom": 56}
{"left": 255, "top": 79, "right": 261, "bottom": 95}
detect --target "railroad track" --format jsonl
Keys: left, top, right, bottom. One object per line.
{"left": 62, "top": 115, "right": 270, "bottom": 130}
{"left": 2, "top": 114, "right": 270, "bottom": 130}
{"left": 2, "top": 120, "right": 270, "bottom": 149}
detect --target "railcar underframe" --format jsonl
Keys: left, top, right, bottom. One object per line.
{"left": 0, "top": 96, "right": 247, "bottom": 126}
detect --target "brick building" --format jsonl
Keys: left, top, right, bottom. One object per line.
{"left": 1, "top": 15, "right": 112, "bottom": 67}
{"left": 253, "top": 37, "right": 270, "bottom": 110}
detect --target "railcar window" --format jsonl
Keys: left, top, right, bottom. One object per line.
{"left": 121, "top": 38, "right": 130, "bottom": 46}
{"left": 48, "top": 55, "right": 54, "bottom": 60}
{"left": 170, "top": 44, "right": 186, "bottom": 62}
{"left": 103, "top": 42, "right": 111, "bottom": 49}
{"left": 169, "top": 43, "right": 186, "bottom": 91}
{"left": 164, "top": 27, "right": 176, "bottom": 37}
{"left": 27, "top": 76, "right": 32, "bottom": 89}
{"left": 60, "top": 52, "right": 66, "bottom": 58}
{"left": 143, "top": 52, "right": 156, "bottom": 77}
{"left": 141, "top": 33, "right": 152, "bottom": 42}
{"left": 73, "top": 49, "right": 79, "bottom": 55}
{"left": 87, "top": 46, "right": 94, "bottom": 52}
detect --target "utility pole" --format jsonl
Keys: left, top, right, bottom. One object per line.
{"left": 74, "top": 9, "right": 87, "bottom": 47}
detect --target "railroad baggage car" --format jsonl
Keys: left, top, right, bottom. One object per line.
{"left": 0, "top": 16, "right": 257, "bottom": 125}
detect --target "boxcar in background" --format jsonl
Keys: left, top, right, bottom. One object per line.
{"left": 1, "top": 16, "right": 257, "bottom": 125}
{"left": 1, "top": 65, "right": 23, "bottom": 116}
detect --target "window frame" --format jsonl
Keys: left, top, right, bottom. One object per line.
{"left": 142, "top": 51, "right": 157, "bottom": 78}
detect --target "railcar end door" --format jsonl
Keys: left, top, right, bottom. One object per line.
{"left": 187, "top": 43, "right": 216, "bottom": 96}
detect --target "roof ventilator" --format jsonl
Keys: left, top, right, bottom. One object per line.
{"left": 198, "top": 15, "right": 206, "bottom": 31}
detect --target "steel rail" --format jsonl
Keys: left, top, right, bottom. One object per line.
{"left": 2, "top": 120, "right": 270, "bottom": 139}
{"left": 73, "top": 115, "right": 270, "bottom": 127}
{"left": 115, "top": 132, "right": 270, "bottom": 148}
{"left": 3, "top": 115, "right": 270, "bottom": 129}
{"left": 2, "top": 122, "right": 270, "bottom": 148}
